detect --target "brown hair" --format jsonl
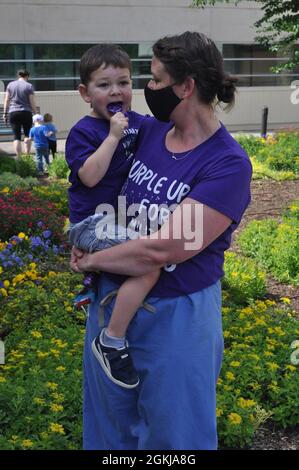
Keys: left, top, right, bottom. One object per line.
{"left": 43, "top": 113, "right": 53, "bottom": 123}
{"left": 153, "top": 31, "right": 237, "bottom": 109}
{"left": 18, "top": 69, "right": 30, "bottom": 78}
{"left": 79, "top": 44, "right": 132, "bottom": 86}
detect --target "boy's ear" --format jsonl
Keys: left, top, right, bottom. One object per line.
{"left": 78, "top": 84, "right": 91, "bottom": 103}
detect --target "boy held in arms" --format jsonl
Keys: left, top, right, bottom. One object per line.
{"left": 66, "top": 44, "right": 160, "bottom": 390}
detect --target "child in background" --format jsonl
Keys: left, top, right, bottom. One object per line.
{"left": 44, "top": 113, "right": 57, "bottom": 160}
{"left": 28, "top": 114, "right": 50, "bottom": 176}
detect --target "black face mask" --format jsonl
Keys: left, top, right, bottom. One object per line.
{"left": 144, "top": 84, "right": 182, "bottom": 122}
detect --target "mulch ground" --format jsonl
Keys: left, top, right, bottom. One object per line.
{"left": 230, "top": 178, "right": 299, "bottom": 450}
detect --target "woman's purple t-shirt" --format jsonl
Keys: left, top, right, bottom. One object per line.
{"left": 66, "top": 112, "right": 145, "bottom": 223}
{"left": 108, "top": 117, "right": 252, "bottom": 297}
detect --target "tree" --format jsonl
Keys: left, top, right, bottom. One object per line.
{"left": 192, "top": 0, "right": 299, "bottom": 72}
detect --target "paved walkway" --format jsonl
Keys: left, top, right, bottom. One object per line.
{"left": 0, "top": 139, "right": 66, "bottom": 156}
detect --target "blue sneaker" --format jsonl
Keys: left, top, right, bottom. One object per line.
{"left": 92, "top": 330, "right": 139, "bottom": 389}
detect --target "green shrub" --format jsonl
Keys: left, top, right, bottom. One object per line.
{"left": 0, "top": 172, "right": 38, "bottom": 191}
{"left": 32, "top": 180, "right": 70, "bottom": 216}
{"left": 223, "top": 252, "right": 267, "bottom": 304}
{"left": 48, "top": 154, "right": 69, "bottom": 179}
{"left": 238, "top": 204, "right": 299, "bottom": 285}
{"left": 15, "top": 155, "right": 37, "bottom": 177}
{"left": 0, "top": 156, "right": 16, "bottom": 174}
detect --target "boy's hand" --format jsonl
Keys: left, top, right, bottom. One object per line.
{"left": 109, "top": 112, "right": 128, "bottom": 141}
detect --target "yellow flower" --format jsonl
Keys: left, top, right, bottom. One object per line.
{"left": 0, "top": 187, "right": 9, "bottom": 193}
{"left": 0, "top": 376, "right": 7, "bottom": 383}
{"left": 18, "top": 232, "right": 26, "bottom": 239}
{"left": 267, "top": 362, "right": 279, "bottom": 371}
{"left": 50, "top": 403, "right": 64, "bottom": 412}
{"left": 37, "top": 351, "right": 49, "bottom": 359}
{"left": 3, "top": 280, "right": 10, "bottom": 288}
{"left": 33, "top": 397, "right": 46, "bottom": 405}
{"left": 226, "top": 372, "right": 235, "bottom": 381}
{"left": 216, "top": 408, "right": 224, "bottom": 417}
{"left": 238, "top": 398, "right": 256, "bottom": 408}
{"left": 285, "top": 365, "right": 296, "bottom": 372}
{"left": 31, "top": 330, "right": 43, "bottom": 339}
{"left": 46, "top": 382, "right": 58, "bottom": 390}
{"left": 228, "top": 413, "right": 242, "bottom": 425}
{"left": 56, "top": 366, "right": 66, "bottom": 372}
{"left": 0, "top": 288, "right": 8, "bottom": 297}
{"left": 217, "top": 377, "right": 223, "bottom": 385}
{"left": 49, "top": 423, "right": 65, "bottom": 434}
{"left": 230, "top": 361, "right": 241, "bottom": 368}
{"left": 22, "top": 439, "right": 34, "bottom": 448}
{"left": 280, "top": 297, "right": 291, "bottom": 304}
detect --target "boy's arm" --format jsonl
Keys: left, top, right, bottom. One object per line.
{"left": 78, "top": 112, "right": 128, "bottom": 188}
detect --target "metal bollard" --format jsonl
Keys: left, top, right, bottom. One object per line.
{"left": 261, "top": 106, "right": 268, "bottom": 138}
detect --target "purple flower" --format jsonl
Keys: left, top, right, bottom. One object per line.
{"left": 43, "top": 230, "right": 52, "bottom": 239}
{"left": 37, "top": 221, "right": 45, "bottom": 228}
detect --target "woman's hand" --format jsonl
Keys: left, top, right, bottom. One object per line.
{"left": 70, "top": 246, "right": 86, "bottom": 272}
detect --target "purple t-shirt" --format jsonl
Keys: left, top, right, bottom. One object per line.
{"left": 108, "top": 117, "right": 252, "bottom": 297}
{"left": 65, "top": 112, "right": 146, "bottom": 223}
{"left": 7, "top": 79, "right": 34, "bottom": 113}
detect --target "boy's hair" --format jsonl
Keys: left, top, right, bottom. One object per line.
{"left": 79, "top": 44, "right": 132, "bottom": 86}
{"left": 44, "top": 113, "right": 53, "bottom": 122}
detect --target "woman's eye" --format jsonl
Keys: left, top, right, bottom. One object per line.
{"left": 120, "top": 81, "right": 130, "bottom": 86}
{"left": 98, "top": 83, "right": 109, "bottom": 88}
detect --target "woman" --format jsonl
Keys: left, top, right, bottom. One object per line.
{"left": 71, "top": 31, "right": 252, "bottom": 450}
{"left": 3, "top": 69, "right": 37, "bottom": 158}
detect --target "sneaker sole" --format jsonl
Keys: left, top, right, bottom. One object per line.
{"left": 91, "top": 338, "right": 139, "bottom": 389}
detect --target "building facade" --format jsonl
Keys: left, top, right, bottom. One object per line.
{"left": 0, "top": 0, "right": 298, "bottom": 134}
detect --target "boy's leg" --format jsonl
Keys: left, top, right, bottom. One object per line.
{"left": 43, "top": 148, "right": 50, "bottom": 166}
{"left": 107, "top": 270, "right": 160, "bottom": 338}
{"left": 92, "top": 270, "right": 160, "bottom": 388}
{"left": 35, "top": 148, "right": 44, "bottom": 173}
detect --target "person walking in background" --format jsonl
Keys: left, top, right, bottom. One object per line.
{"left": 43, "top": 113, "right": 57, "bottom": 160}
{"left": 28, "top": 114, "right": 50, "bottom": 176}
{"left": 2, "top": 69, "right": 37, "bottom": 158}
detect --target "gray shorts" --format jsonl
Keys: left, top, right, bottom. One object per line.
{"left": 69, "top": 213, "right": 131, "bottom": 253}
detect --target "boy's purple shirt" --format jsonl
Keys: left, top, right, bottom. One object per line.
{"left": 65, "top": 112, "right": 146, "bottom": 224}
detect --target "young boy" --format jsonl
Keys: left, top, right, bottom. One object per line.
{"left": 29, "top": 114, "right": 50, "bottom": 175}
{"left": 66, "top": 44, "right": 160, "bottom": 390}
{"left": 43, "top": 113, "right": 57, "bottom": 160}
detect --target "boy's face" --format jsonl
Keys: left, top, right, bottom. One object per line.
{"left": 79, "top": 65, "right": 132, "bottom": 119}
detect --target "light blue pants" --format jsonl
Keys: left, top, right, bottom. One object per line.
{"left": 83, "top": 275, "right": 224, "bottom": 450}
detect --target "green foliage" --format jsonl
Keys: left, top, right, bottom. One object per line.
{"left": 15, "top": 155, "right": 37, "bottom": 177}
{"left": 192, "top": 1, "right": 299, "bottom": 72}
{"left": 238, "top": 201, "right": 299, "bottom": 285}
{"left": 223, "top": 252, "right": 267, "bottom": 304}
{"left": 48, "top": 154, "right": 70, "bottom": 179}
{"left": 0, "top": 156, "right": 17, "bottom": 174}
{"left": 218, "top": 299, "right": 299, "bottom": 447}
{"left": 235, "top": 132, "right": 299, "bottom": 178}
{"left": 0, "top": 172, "right": 38, "bottom": 191}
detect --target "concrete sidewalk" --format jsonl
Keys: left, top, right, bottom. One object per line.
{"left": 0, "top": 139, "right": 66, "bottom": 156}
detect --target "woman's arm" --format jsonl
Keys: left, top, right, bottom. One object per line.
{"left": 3, "top": 92, "right": 10, "bottom": 123}
{"left": 29, "top": 94, "right": 37, "bottom": 114}
{"left": 70, "top": 197, "right": 232, "bottom": 276}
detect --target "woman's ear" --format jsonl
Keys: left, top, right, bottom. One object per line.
{"left": 181, "top": 77, "right": 196, "bottom": 99}
{"left": 78, "top": 84, "right": 91, "bottom": 104}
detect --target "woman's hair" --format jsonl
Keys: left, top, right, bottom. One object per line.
{"left": 18, "top": 69, "right": 30, "bottom": 78}
{"left": 43, "top": 113, "right": 53, "bottom": 122}
{"left": 153, "top": 31, "right": 237, "bottom": 109}
{"left": 79, "top": 44, "right": 132, "bottom": 86}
